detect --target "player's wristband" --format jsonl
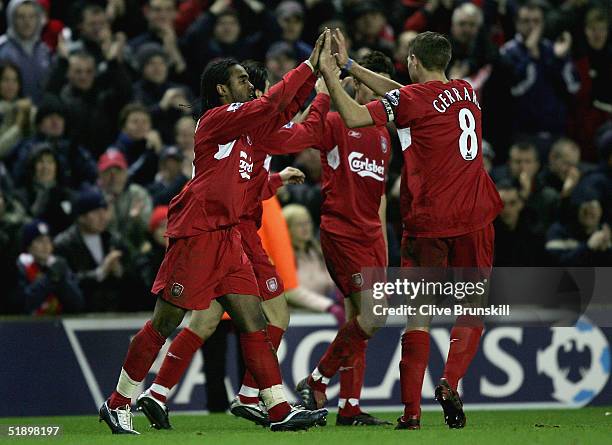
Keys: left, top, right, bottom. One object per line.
{"left": 304, "top": 60, "right": 315, "bottom": 72}
{"left": 343, "top": 58, "right": 354, "bottom": 72}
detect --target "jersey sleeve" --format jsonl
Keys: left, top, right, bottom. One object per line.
{"left": 259, "top": 93, "right": 331, "bottom": 155}
{"left": 251, "top": 72, "right": 317, "bottom": 140}
{"left": 197, "top": 62, "right": 315, "bottom": 145}
{"left": 261, "top": 173, "right": 283, "bottom": 201}
{"left": 365, "top": 86, "right": 417, "bottom": 128}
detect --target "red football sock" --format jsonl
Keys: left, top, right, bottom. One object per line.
{"left": 109, "top": 320, "right": 166, "bottom": 409}
{"left": 240, "top": 330, "right": 291, "bottom": 422}
{"left": 443, "top": 315, "right": 484, "bottom": 390}
{"left": 338, "top": 339, "right": 367, "bottom": 417}
{"left": 150, "top": 328, "right": 204, "bottom": 403}
{"left": 239, "top": 324, "right": 285, "bottom": 404}
{"left": 400, "top": 330, "right": 430, "bottom": 419}
{"left": 312, "top": 318, "right": 370, "bottom": 390}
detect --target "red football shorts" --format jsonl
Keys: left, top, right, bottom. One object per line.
{"left": 152, "top": 227, "right": 260, "bottom": 310}
{"left": 401, "top": 223, "right": 495, "bottom": 272}
{"left": 320, "top": 229, "right": 387, "bottom": 297}
{"left": 238, "top": 220, "right": 284, "bottom": 301}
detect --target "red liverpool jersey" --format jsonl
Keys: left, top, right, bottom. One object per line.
{"left": 366, "top": 79, "right": 502, "bottom": 238}
{"left": 165, "top": 63, "right": 315, "bottom": 238}
{"left": 240, "top": 151, "right": 283, "bottom": 228}
{"left": 263, "top": 93, "right": 390, "bottom": 243}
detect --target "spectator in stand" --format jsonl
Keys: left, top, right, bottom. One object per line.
{"left": 96, "top": 149, "right": 153, "bottom": 257}
{"left": 128, "top": 0, "right": 187, "bottom": 78}
{"left": 104, "top": 0, "right": 149, "bottom": 40}
{"left": 66, "top": 3, "right": 126, "bottom": 66}
{"left": 275, "top": 1, "right": 312, "bottom": 61}
{"left": 173, "top": 116, "right": 195, "bottom": 177}
{"left": 132, "top": 43, "right": 192, "bottom": 144}
{"left": 402, "top": 0, "right": 454, "bottom": 35}
{"left": 14, "top": 219, "right": 83, "bottom": 315}
{"left": 493, "top": 141, "right": 560, "bottom": 237}
{"left": 578, "top": 123, "right": 612, "bottom": 224}
{"left": 53, "top": 187, "right": 141, "bottom": 312}
{"left": 393, "top": 30, "right": 417, "bottom": 84}
{"left": 180, "top": 0, "right": 278, "bottom": 92}
{"left": 113, "top": 103, "right": 164, "bottom": 186}
{"left": 174, "top": 0, "right": 206, "bottom": 36}
{"left": 347, "top": 0, "right": 394, "bottom": 56}
{"left": 282, "top": 203, "right": 344, "bottom": 320}
{"left": 568, "top": 7, "right": 611, "bottom": 162}
{"left": 482, "top": 0, "right": 518, "bottom": 47}
{"left": 147, "top": 146, "right": 188, "bottom": 206}
{"left": 499, "top": 1, "right": 580, "bottom": 139}
{"left": 0, "top": 184, "right": 29, "bottom": 310}
{"left": 482, "top": 140, "right": 496, "bottom": 174}
{"left": 539, "top": 137, "right": 585, "bottom": 198}
{"left": 0, "top": 62, "right": 33, "bottom": 159}
{"left": 37, "top": 0, "right": 64, "bottom": 52}
{"left": 14, "top": 143, "right": 76, "bottom": 235}
{"left": 447, "top": 3, "right": 499, "bottom": 88}
{"left": 9, "top": 94, "right": 97, "bottom": 188}
{"left": 546, "top": 188, "right": 611, "bottom": 266}
{"left": 265, "top": 41, "right": 298, "bottom": 86}
{"left": 494, "top": 179, "right": 545, "bottom": 266}
{"left": 0, "top": 0, "right": 52, "bottom": 103}
{"left": 134, "top": 205, "right": 168, "bottom": 291}
{"left": 45, "top": 47, "right": 132, "bottom": 157}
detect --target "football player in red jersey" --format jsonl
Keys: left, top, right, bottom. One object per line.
{"left": 98, "top": 36, "right": 328, "bottom": 434}
{"left": 264, "top": 52, "right": 395, "bottom": 426}
{"left": 316, "top": 30, "right": 503, "bottom": 430}
{"left": 134, "top": 61, "right": 319, "bottom": 430}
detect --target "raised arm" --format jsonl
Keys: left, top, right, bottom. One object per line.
{"left": 332, "top": 29, "right": 403, "bottom": 96}
{"left": 201, "top": 33, "right": 324, "bottom": 144}
{"left": 260, "top": 82, "right": 331, "bottom": 154}
{"left": 320, "top": 30, "right": 374, "bottom": 128}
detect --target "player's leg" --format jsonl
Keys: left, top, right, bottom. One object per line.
{"left": 219, "top": 293, "right": 328, "bottom": 431}
{"left": 297, "top": 232, "right": 382, "bottom": 412}
{"left": 396, "top": 236, "right": 449, "bottom": 431}
{"left": 435, "top": 223, "right": 494, "bottom": 429}
{"left": 232, "top": 293, "right": 289, "bottom": 426}
{"left": 137, "top": 302, "right": 225, "bottom": 429}
{"left": 335, "top": 293, "right": 391, "bottom": 426}
{"left": 232, "top": 229, "right": 291, "bottom": 422}
{"left": 100, "top": 296, "right": 186, "bottom": 434}
{"left": 236, "top": 255, "right": 288, "bottom": 406}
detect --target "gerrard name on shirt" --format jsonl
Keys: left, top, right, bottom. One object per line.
{"left": 432, "top": 86, "right": 481, "bottom": 114}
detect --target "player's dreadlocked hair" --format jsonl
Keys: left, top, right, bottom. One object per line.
{"left": 200, "top": 58, "right": 240, "bottom": 113}
{"left": 359, "top": 51, "right": 395, "bottom": 77}
{"left": 241, "top": 60, "right": 268, "bottom": 94}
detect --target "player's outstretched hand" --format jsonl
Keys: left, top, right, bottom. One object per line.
{"left": 315, "top": 77, "right": 329, "bottom": 95}
{"left": 319, "top": 29, "right": 336, "bottom": 75}
{"left": 279, "top": 166, "right": 305, "bottom": 185}
{"left": 308, "top": 32, "right": 325, "bottom": 71}
{"left": 332, "top": 28, "right": 349, "bottom": 68}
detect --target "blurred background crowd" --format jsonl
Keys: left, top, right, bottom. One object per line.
{"left": 0, "top": 0, "right": 610, "bottom": 317}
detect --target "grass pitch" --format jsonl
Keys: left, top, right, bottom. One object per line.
{"left": 1, "top": 408, "right": 611, "bottom": 445}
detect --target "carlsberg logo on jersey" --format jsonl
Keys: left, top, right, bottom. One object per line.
{"left": 348, "top": 152, "right": 384, "bottom": 181}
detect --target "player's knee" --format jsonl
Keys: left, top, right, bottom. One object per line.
{"left": 188, "top": 319, "right": 216, "bottom": 340}
{"left": 262, "top": 298, "right": 290, "bottom": 330}
{"left": 151, "top": 315, "right": 180, "bottom": 338}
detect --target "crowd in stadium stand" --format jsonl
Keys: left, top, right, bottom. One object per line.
{"left": 0, "top": 0, "right": 610, "bottom": 316}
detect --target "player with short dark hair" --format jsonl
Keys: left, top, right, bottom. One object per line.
{"left": 98, "top": 36, "right": 328, "bottom": 435}
{"left": 315, "top": 29, "right": 502, "bottom": 430}
{"left": 261, "top": 50, "right": 395, "bottom": 426}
